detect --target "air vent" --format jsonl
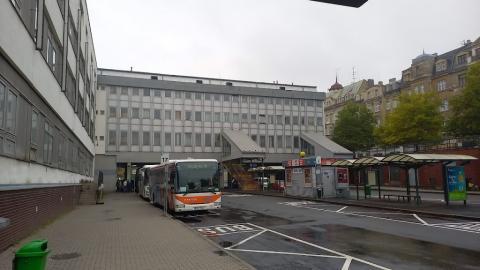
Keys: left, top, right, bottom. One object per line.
{"left": 226, "top": 82, "right": 233, "bottom": 86}
{"left": 279, "top": 86, "right": 286, "bottom": 90}
{"left": 151, "top": 75, "right": 158, "bottom": 80}
{"left": 196, "top": 80, "right": 203, "bottom": 84}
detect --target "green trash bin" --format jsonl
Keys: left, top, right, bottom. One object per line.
{"left": 365, "top": 185, "right": 372, "bottom": 197}
{"left": 13, "top": 240, "right": 50, "bottom": 270}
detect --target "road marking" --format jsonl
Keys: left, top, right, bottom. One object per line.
{"left": 195, "top": 223, "right": 259, "bottom": 236}
{"left": 341, "top": 257, "right": 352, "bottom": 270}
{"left": 223, "top": 194, "right": 253, "bottom": 197}
{"left": 413, "top": 214, "right": 429, "bottom": 225}
{"left": 226, "top": 248, "right": 345, "bottom": 259}
{"left": 336, "top": 206, "right": 348, "bottom": 212}
{"left": 245, "top": 223, "right": 391, "bottom": 270}
{"left": 282, "top": 202, "right": 480, "bottom": 234}
{"left": 227, "top": 229, "right": 267, "bottom": 249}
{"left": 432, "top": 222, "right": 480, "bottom": 233}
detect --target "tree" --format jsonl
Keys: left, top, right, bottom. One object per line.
{"left": 447, "top": 62, "right": 480, "bottom": 137}
{"left": 375, "top": 91, "right": 443, "bottom": 146}
{"left": 332, "top": 102, "right": 376, "bottom": 154}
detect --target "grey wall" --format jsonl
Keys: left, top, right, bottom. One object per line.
{"left": 94, "top": 154, "right": 117, "bottom": 192}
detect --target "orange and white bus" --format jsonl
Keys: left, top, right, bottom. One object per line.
{"left": 149, "top": 159, "right": 221, "bottom": 213}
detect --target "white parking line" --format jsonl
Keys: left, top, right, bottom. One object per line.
{"left": 336, "top": 206, "right": 348, "bottom": 212}
{"left": 228, "top": 248, "right": 345, "bottom": 259}
{"left": 227, "top": 230, "right": 267, "bottom": 249}
{"left": 341, "top": 257, "right": 352, "bottom": 270}
{"left": 413, "top": 214, "right": 429, "bottom": 225}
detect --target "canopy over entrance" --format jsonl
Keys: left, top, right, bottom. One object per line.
{"left": 382, "top": 153, "right": 476, "bottom": 164}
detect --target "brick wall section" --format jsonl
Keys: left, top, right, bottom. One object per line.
{"left": 0, "top": 185, "right": 80, "bottom": 252}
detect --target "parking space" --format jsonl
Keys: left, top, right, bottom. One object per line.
{"left": 194, "top": 222, "right": 390, "bottom": 270}
{"left": 278, "top": 201, "right": 480, "bottom": 234}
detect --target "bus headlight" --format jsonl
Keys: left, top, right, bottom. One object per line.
{"left": 176, "top": 203, "right": 185, "bottom": 208}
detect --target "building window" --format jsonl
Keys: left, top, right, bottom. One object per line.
{"left": 175, "top": 133, "right": 182, "bottom": 146}
{"left": 267, "top": 115, "right": 274, "bottom": 125}
{"left": 259, "top": 97, "right": 265, "bottom": 104}
{"left": 109, "top": 107, "right": 116, "bottom": 118}
{"left": 251, "top": 135, "right": 257, "bottom": 142}
{"left": 132, "top": 108, "right": 139, "bottom": 119}
{"left": 154, "top": 109, "right": 161, "bottom": 119}
{"left": 233, "top": 113, "right": 239, "bottom": 123}
{"left": 277, "top": 135, "right": 283, "bottom": 148}
{"left": 205, "top": 133, "right": 212, "bottom": 147}
{"left": 108, "top": 130, "right": 116, "bottom": 145}
{"left": 154, "top": 90, "right": 161, "bottom": 97}
{"left": 436, "top": 61, "right": 447, "bottom": 72}
{"left": 175, "top": 91, "right": 182, "bottom": 99}
{"left": 242, "top": 113, "right": 248, "bottom": 122}
{"left": 307, "top": 100, "right": 314, "bottom": 107}
{"left": 232, "top": 95, "right": 239, "bottom": 103}
{"left": 175, "top": 111, "right": 182, "bottom": 121}
{"left": 184, "top": 133, "right": 192, "bottom": 146}
{"left": 185, "top": 111, "right": 192, "bottom": 121}
{"left": 437, "top": 80, "right": 447, "bottom": 92}
{"left": 195, "top": 133, "right": 201, "bottom": 146}
{"left": 259, "top": 135, "right": 266, "bottom": 148}
{"left": 121, "top": 107, "right": 128, "bottom": 118}
{"left": 195, "top": 92, "right": 202, "bottom": 100}
{"left": 205, "top": 112, "right": 212, "bottom": 122}
{"left": 5, "top": 91, "right": 17, "bottom": 134}
{"left": 276, "top": 115, "right": 283, "bottom": 125}
{"left": 223, "top": 95, "right": 230, "bottom": 102}
{"left": 214, "top": 134, "right": 221, "bottom": 147}
{"left": 165, "top": 110, "right": 172, "bottom": 120}
{"left": 285, "top": 116, "right": 291, "bottom": 125}
{"left": 316, "top": 117, "right": 322, "bottom": 126}
{"left": 154, "top": 132, "right": 161, "bottom": 146}
{"left": 250, "top": 114, "right": 257, "bottom": 123}
{"left": 99, "top": 136, "right": 104, "bottom": 141}
{"left": 132, "top": 131, "right": 139, "bottom": 145}
{"left": 308, "top": 116, "right": 315, "bottom": 126}
{"left": 224, "top": 112, "right": 230, "bottom": 122}
{"left": 459, "top": 74, "right": 466, "bottom": 88}
{"left": 214, "top": 112, "right": 221, "bottom": 122}
{"left": 195, "top": 112, "right": 202, "bottom": 122}
{"left": 164, "top": 90, "right": 171, "bottom": 98}
{"left": 214, "top": 94, "right": 221, "bottom": 101}
{"left": 185, "top": 92, "right": 192, "bottom": 99}
{"left": 440, "top": 99, "right": 449, "bottom": 112}
{"left": 304, "top": 168, "right": 312, "bottom": 185}
{"left": 242, "top": 96, "right": 248, "bottom": 103}
{"left": 120, "top": 131, "right": 128, "bottom": 145}
{"left": 43, "top": 122, "right": 53, "bottom": 164}
{"left": 250, "top": 97, "right": 257, "bottom": 104}
{"left": 165, "top": 132, "right": 171, "bottom": 146}
{"left": 30, "top": 110, "right": 39, "bottom": 144}
{"left": 12, "top": 0, "right": 39, "bottom": 40}
{"left": 143, "top": 131, "right": 150, "bottom": 146}
{"left": 293, "top": 99, "right": 299, "bottom": 106}
{"left": 143, "top": 109, "right": 150, "bottom": 119}
{"left": 121, "top": 87, "right": 128, "bottom": 95}
{"left": 205, "top": 93, "right": 211, "bottom": 101}
{"left": 286, "top": 135, "right": 292, "bottom": 148}
{"left": 132, "top": 88, "right": 139, "bottom": 96}
{"left": 269, "top": 135, "right": 275, "bottom": 148}
{"left": 100, "top": 110, "right": 105, "bottom": 115}
{"left": 293, "top": 136, "right": 300, "bottom": 148}
{"left": 457, "top": 54, "right": 467, "bottom": 65}
{"left": 293, "top": 116, "right": 299, "bottom": 125}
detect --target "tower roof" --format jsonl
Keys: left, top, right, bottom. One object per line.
{"left": 328, "top": 76, "right": 343, "bottom": 91}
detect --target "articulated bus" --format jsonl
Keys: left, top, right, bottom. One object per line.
{"left": 137, "top": 165, "right": 157, "bottom": 200}
{"left": 149, "top": 159, "right": 221, "bottom": 213}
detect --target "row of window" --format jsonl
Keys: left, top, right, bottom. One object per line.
{"left": 107, "top": 130, "right": 302, "bottom": 149}
{"left": 104, "top": 86, "right": 322, "bottom": 107}
{"left": 0, "top": 77, "right": 92, "bottom": 176}
{"left": 107, "top": 107, "right": 323, "bottom": 126}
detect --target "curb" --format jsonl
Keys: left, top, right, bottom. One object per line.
{"left": 169, "top": 214, "right": 256, "bottom": 270}
{"left": 233, "top": 191, "right": 480, "bottom": 221}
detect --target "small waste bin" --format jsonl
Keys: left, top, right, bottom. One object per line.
{"left": 317, "top": 188, "right": 323, "bottom": 199}
{"left": 365, "top": 185, "right": 372, "bottom": 197}
{"left": 13, "top": 240, "right": 50, "bottom": 270}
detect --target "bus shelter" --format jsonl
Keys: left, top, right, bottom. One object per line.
{"left": 331, "top": 157, "right": 384, "bottom": 200}
{"left": 382, "top": 154, "right": 477, "bottom": 206}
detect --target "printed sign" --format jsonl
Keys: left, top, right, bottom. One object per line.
{"left": 446, "top": 166, "right": 467, "bottom": 201}
{"left": 337, "top": 168, "right": 349, "bottom": 188}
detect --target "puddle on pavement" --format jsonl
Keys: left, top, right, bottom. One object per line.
{"left": 218, "top": 207, "right": 293, "bottom": 227}
{"left": 50, "top": 252, "right": 81, "bottom": 260}
{"left": 213, "top": 250, "right": 228, "bottom": 256}
{"left": 219, "top": 241, "right": 233, "bottom": 248}
{"left": 284, "top": 224, "right": 480, "bottom": 270}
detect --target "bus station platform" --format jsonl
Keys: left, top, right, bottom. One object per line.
{"left": 0, "top": 193, "right": 251, "bottom": 270}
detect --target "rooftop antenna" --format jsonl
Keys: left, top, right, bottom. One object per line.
{"left": 130, "top": 67, "right": 133, "bottom": 72}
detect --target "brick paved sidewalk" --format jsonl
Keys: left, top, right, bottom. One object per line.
{"left": 0, "top": 193, "right": 251, "bottom": 270}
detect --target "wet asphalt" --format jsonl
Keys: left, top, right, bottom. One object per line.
{"left": 178, "top": 194, "right": 480, "bottom": 270}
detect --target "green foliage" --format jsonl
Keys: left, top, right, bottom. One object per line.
{"left": 447, "top": 62, "right": 480, "bottom": 137}
{"left": 332, "top": 102, "right": 376, "bottom": 153}
{"left": 375, "top": 91, "right": 443, "bottom": 146}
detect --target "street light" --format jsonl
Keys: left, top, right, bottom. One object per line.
{"left": 310, "top": 0, "right": 368, "bottom": 8}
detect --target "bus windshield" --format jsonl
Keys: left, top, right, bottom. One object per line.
{"left": 176, "top": 162, "right": 220, "bottom": 193}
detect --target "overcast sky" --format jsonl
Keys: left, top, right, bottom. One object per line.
{"left": 87, "top": 0, "right": 480, "bottom": 91}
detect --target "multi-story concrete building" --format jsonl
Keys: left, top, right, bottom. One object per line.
{"left": 95, "top": 69, "right": 353, "bottom": 190}
{"left": 0, "top": 0, "right": 97, "bottom": 251}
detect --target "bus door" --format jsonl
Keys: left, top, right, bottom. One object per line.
{"left": 168, "top": 167, "right": 176, "bottom": 210}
